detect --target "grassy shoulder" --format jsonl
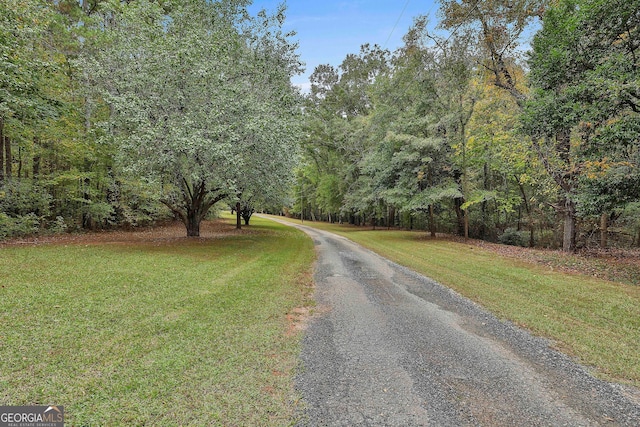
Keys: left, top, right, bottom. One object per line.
{"left": 270, "top": 216, "right": 640, "bottom": 389}
{"left": 0, "top": 215, "right": 315, "bottom": 426}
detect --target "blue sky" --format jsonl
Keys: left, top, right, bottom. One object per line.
{"left": 248, "top": 1, "right": 440, "bottom": 91}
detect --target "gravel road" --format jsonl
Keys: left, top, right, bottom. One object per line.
{"left": 265, "top": 217, "right": 640, "bottom": 426}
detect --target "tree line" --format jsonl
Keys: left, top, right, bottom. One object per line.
{"left": 295, "top": 0, "right": 640, "bottom": 252}
{"left": 1, "top": 0, "right": 638, "bottom": 251}
{"left": 0, "top": 0, "right": 301, "bottom": 237}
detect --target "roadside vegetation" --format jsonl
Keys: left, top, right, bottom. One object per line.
{"left": 3, "top": 0, "right": 639, "bottom": 255}
{"left": 0, "top": 216, "right": 315, "bottom": 426}
{"left": 273, "top": 216, "right": 640, "bottom": 389}
{"left": 295, "top": 0, "right": 639, "bottom": 254}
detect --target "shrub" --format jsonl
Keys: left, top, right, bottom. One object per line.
{"left": 0, "top": 180, "right": 51, "bottom": 217}
{"left": 498, "top": 228, "right": 528, "bottom": 247}
{"left": 49, "top": 216, "right": 68, "bottom": 234}
{"left": 0, "top": 213, "right": 41, "bottom": 239}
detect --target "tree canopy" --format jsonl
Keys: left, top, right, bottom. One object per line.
{"left": 1, "top": 0, "right": 639, "bottom": 250}
{"left": 0, "top": 0, "right": 302, "bottom": 237}
{"left": 295, "top": 0, "right": 639, "bottom": 250}
{"left": 84, "top": 0, "right": 301, "bottom": 236}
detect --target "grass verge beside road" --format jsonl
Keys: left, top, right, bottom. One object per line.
{"left": 0, "top": 216, "right": 315, "bottom": 426}
{"left": 271, "top": 216, "right": 640, "bottom": 389}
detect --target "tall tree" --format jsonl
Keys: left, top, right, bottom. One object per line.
{"left": 438, "top": 0, "right": 545, "bottom": 105}
{"left": 301, "top": 44, "right": 391, "bottom": 223}
{"left": 385, "top": 19, "right": 479, "bottom": 237}
{"left": 438, "top": 0, "right": 606, "bottom": 251}
{"left": 0, "top": 0, "right": 54, "bottom": 181}
{"left": 85, "top": 0, "right": 302, "bottom": 236}
{"left": 523, "top": 0, "right": 640, "bottom": 250}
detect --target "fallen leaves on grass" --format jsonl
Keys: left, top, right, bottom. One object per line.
{"left": 463, "top": 238, "right": 640, "bottom": 286}
{"left": 0, "top": 219, "right": 257, "bottom": 248}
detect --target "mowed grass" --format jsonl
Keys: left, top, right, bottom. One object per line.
{"left": 0, "top": 215, "right": 315, "bottom": 426}
{"left": 273, "top": 217, "right": 640, "bottom": 388}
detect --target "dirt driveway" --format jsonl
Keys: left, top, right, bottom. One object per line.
{"left": 266, "top": 218, "right": 640, "bottom": 427}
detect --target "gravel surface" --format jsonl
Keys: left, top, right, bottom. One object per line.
{"left": 265, "top": 218, "right": 640, "bottom": 427}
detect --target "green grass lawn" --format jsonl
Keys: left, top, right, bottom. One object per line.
{"left": 3, "top": 213, "right": 637, "bottom": 426}
{"left": 273, "top": 216, "right": 640, "bottom": 389}
{"left": 0, "top": 215, "right": 315, "bottom": 426}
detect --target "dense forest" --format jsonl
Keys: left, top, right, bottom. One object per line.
{"left": 295, "top": 0, "right": 640, "bottom": 252}
{"left": 0, "top": 0, "right": 302, "bottom": 237}
{"left": 1, "top": 0, "right": 639, "bottom": 252}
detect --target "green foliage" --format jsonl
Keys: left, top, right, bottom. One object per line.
{"left": 112, "top": 179, "right": 169, "bottom": 227}
{"left": 0, "top": 0, "right": 638, "bottom": 246}
{"left": 287, "top": 0, "right": 640, "bottom": 248}
{"left": 316, "top": 173, "right": 343, "bottom": 214}
{"left": 83, "top": 0, "right": 302, "bottom": 235}
{"left": 300, "top": 17, "right": 541, "bottom": 238}
{"left": 0, "top": 212, "right": 40, "bottom": 238}
{"left": 498, "top": 228, "right": 528, "bottom": 247}
{"left": 48, "top": 215, "right": 68, "bottom": 233}
{"left": 0, "top": 180, "right": 51, "bottom": 217}
{"left": 525, "top": 0, "right": 640, "bottom": 218}
{"left": 297, "top": 45, "right": 394, "bottom": 222}
{"left": 438, "top": 0, "right": 543, "bottom": 104}
{"left": 0, "top": 0, "right": 306, "bottom": 237}
{"left": 79, "top": 199, "right": 113, "bottom": 226}
{"left": 0, "top": 0, "right": 55, "bottom": 119}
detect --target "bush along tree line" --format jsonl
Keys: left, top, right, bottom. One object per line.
{"left": 294, "top": 0, "right": 640, "bottom": 252}
{"left": 0, "top": 0, "right": 302, "bottom": 237}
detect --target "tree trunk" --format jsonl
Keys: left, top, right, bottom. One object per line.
{"left": 81, "top": 178, "right": 95, "bottom": 229}
{"left": 389, "top": 206, "right": 396, "bottom": 229}
{"left": 480, "top": 161, "right": 488, "bottom": 239}
{"left": 454, "top": 197, "right": 465, "bottom": 237}
{"left": 0, "top": 118, "right": 4, "bottom": 182}
{"left": 241, "top": 205, "right": 252, "bottom": 225}
{"left": 516, "top": 177, "right": 535, "bottom": 247}
{"left": 186, "top": 209, "right": 201, "bottom": 237}
{"left": 429, "top": 204, "right": 436, "bottom": 237}
{"left": 530, "top": 226, "right": 535, "bottom": 248}
{"left": 464, "top": 210, "right": 469, "bottom": 240}
{"left": 532, "top": 134, "right": 576, "bottom": 252}
{"left": 236, "top": 201, "right": 241, "bottom": 229}
{"left": 17, "top": 145, "right": 22, "bottom": 178}
{"left": 562, "top": 198, "right": 577, "bottom": 252}
{"left": 33, "top": 136, "right": 41, "bottom": 179}
{"left": 556, "top": 131, "right": 576, "bottom": 252}
{"left": 600, "top": 213, "right": 608, "bottom": 248}
{"left": 4, "top": 135, "right": 11, "bottom": 179}
{"left": 162, "top": 180, "right": 226, "bottom": 237}
{"left": 33, "top": 152, "right": 40, "bottom": 179}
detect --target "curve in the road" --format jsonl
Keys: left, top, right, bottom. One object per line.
{"left": 263, "top": 217, "right": 640, "bottom": 427}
